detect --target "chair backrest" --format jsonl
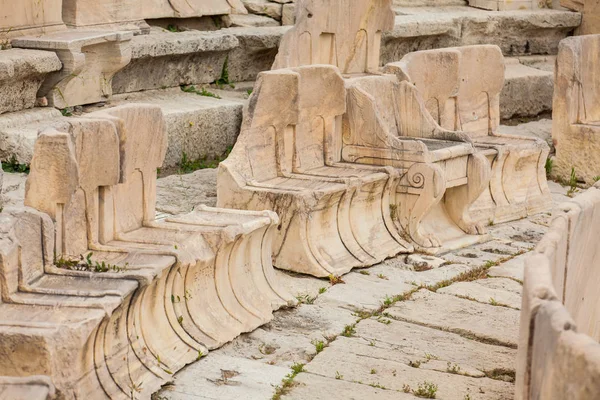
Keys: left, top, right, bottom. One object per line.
{"left": 386, "top": 48, "right": 461, "bottom": 130}
{"left": 223, "top": 69, "right": 300, "bottom": 183}
{"left": 291, "top": 65, "right": 346, "bottom": 172}
{"left": 389, "top": 45, "right": 505, "bottom": 137}
{"left": 452, "top": 45, "right": 505, "bottom": 137}
{"left": 273, "top": 0, "right": 395, "bottom": 74}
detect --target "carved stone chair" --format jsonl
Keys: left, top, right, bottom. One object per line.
{"left": 0, "top": 104, "right": 292, "bottom": 399}
{"left": 342, "top": 73, "right": 491, "bottom": 252}
{"left": 386, "top": 45, "right": 552, "bottom": 224}
{"left": 218, "top": 65, "right": 412, "bottom": 278}
{"left": 553, "top": 34, "right": 600, "bottom": 186}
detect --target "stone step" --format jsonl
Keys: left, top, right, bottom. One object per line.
{"left": 502, "top": 56, "right": 555, "bottom": 120}
{"left": 0, "top": 88, "right": 246, "bottom": 168}
{"left": 112, "top": 8, "right": 578, "bottom": 95}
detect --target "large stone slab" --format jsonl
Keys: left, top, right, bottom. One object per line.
{"left": 386, "top": 289, "right": 520, "bottom": 347}
{"left": 381, "top": 9, "right": 581, "bottom": 64}
{"left": 156, "top": 168, "right": 218, "bottom": 214}
{"left": 0, "top": 108, "right": 68, "bottom": 164}
{"left": 438, "top": 278, "right": 523, "bottom": 308}
{"left": 112, "top": 30, "right": 239, "bottom": 94}
{"left": 157, "top": 354, "right": 290, "bottom": 400}
{"left": 215, "top": 304, "right": 357, "bottom": 366}
{"left": 314, "top": 272, "right": 415, "bottom": 312}
{"left": 355, "top": 318, "right": 517, "bottom": 375}
{"left": 282, "top": 373, "right": 413, "bottom": 400}
{"left": 553, "top": 34, "right": 600, "bottom": 185}
{"left": 488, "top": 253, "right": 527, "bottom": 281}
{"left": 305, "top": 337, "right": 514, "bottom": 399}
{"left": 0, "top": 0, "right": 66, "bottom": 38}
{"left": 501, "top": 58, "right": 554, "bottom": 119}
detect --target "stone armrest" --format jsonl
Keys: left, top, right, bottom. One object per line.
{"left": 490, "top": 130, "right": 542, "bottom": 143}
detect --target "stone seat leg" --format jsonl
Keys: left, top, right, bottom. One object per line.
{"left": 471, "top": 135, "right": 552, "bottom": 224}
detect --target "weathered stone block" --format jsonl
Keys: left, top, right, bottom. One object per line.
{"left": 0, "top": 49, "right": 61, "bottom": 115}
{"left": 112, "top": 30, "right": 238, "bottom": 93}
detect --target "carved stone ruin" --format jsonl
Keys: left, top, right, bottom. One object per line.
{"left": 0, "top": 104, "right": 293, "bottom": 399}
{"left": 12, "top": 31, "right": 133, "bottom": 109}
{"left": 553, "top": 34, "right": 600, "bottom": 186}
{"left": 516, "top": 183, "right": 600, "bottom": 399}
{"left": 386, "top": 45, "right": 552, "bottom": 224}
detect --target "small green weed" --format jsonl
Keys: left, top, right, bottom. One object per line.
{"left": 341, "top": 324, "right": 356, "bottom": 337}
{"left": 2, "top": 155, "right": 29, "bottom": 174}
{"left": 181, "top": 84, "right": 221, "bottom": 99}
{"left": 329, "top": 274, "right": 345, "bottom": 285}
{"left": 545, "top": 158, "right": 553, "bottom": 177}
{"left": 412, "top": 381, "right": 438, "bottom": 398}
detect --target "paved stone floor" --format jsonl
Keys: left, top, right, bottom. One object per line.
{"left": 0, "top": 169, "right": 572, "bottom": 400}
{"left": 149, "top": 173, "right": 570, "bottom": 400}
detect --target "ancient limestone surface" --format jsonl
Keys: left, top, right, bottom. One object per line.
{"left": 156, "top": 183, "right": 569, "bottom": 399}
{"left": 0, "top": 104, "right": 293, "bottom": 399}
{"left": 112, "top": 30, "right": 238, "bottom": 93}
{"left": 439, "top": 278, "right": 523, "bottom": 309}
{"left": 387, "top": 289, "right": 520, "bottom": 347}
{"left": 553, "top": 34, "right": 600, "bottom": 186}
{"left": 0, "top": 0, "right": 66, "bottom": 38}
{"left": 388, "top": 45, "right": 552, "bottom": 225}
{"left": 0, "top": 50, "right": 62, "bottom": 115}
{"left": 273, "top": 0, "right": 396, "bottom": 73}
{"left": 516, "top": 185, "right": 600, "bottom": 399}
{"left": 0, "top": 376, "right": 56, "bottom": 400}
{"left": 12, "top": 31, "right": 133, "bottom": 109}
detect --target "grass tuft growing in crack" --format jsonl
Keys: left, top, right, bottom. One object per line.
{"left": 272, "top": 363, "right": 305, "bottom": 400}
